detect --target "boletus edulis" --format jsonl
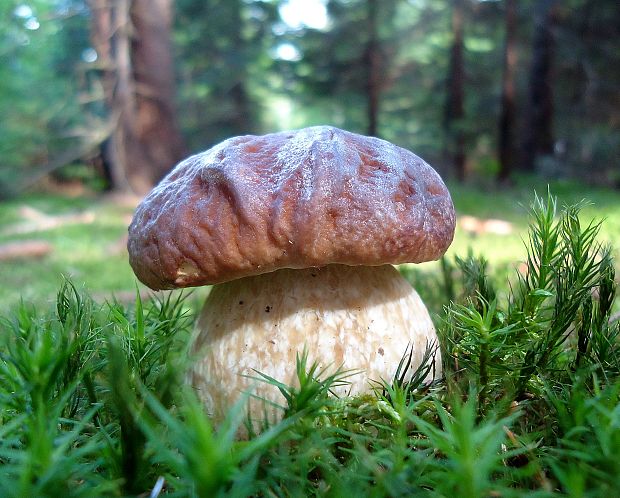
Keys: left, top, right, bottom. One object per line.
{"left": 127, "top": 126, "right": 456, "bottom": 425}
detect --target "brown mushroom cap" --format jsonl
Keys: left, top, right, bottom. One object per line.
{"left": 128, "top": 126, "right": 456, "bottom": 290}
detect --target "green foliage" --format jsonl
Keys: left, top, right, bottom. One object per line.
{"left": 174, "top": 0, "right": 279, "bottom": 148}
{"left": 0, "top": 281, "right": 193, "bottom": 496}
{"left": 0, "top": 2, "right": 90, "bottom": 194}
{"left": 411, "top": 395, "right": 524, "bottom": 498}
{"left": 0, "top": 281, "right": 115, "bottom": 496}
{"left": 1, "top": 0, "right": 619, "bottom": 193}
{"left": 1, "top": 192, "right": 620, "bottom": 496}
{"left": 544, "top": 378, "right": 620, "bottom": 496}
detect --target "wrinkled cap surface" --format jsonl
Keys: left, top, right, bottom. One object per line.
{"left": 127, "top": 126, "right": 456, "bottom": 290}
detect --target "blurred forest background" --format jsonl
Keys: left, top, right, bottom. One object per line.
{"left": 1, "top": 0, "right": 620, "bottom": 310}
{"left": 2, "top": 0, "right": 619, "bottom": 195}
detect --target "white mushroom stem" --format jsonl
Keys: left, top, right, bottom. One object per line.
{"left": 189, "top": 264, "right": 441, "bottom": 424}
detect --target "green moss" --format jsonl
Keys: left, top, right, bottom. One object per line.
{"left": 0, "top": 192, "right": 620, "bottom": 496}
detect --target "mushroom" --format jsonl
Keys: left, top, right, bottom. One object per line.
{"left": 127, "top": 126, "right": 455, "bottom": 424}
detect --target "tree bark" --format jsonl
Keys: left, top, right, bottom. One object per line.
{"left": 521, "top": 0, "right": 557, "bottom": 172}
{"left": 90, "top": 0, "right": 127, "bottom": 190}
{"left": 89, "top": 0, "right": 186, "bottom": 194}
{"left": 445, "top": 0, "right": 466, "bottom": 182}
{"left": 364, "top": 0, "right": 381, "bottom": 137}
{"left": 497, "top": 0, "right": 518, "bottom": 183}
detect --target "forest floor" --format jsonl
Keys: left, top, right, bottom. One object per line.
{"left": 1, "top": 175, "right": 620, "bottom": 315}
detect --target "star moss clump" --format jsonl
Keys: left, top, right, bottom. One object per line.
{"left": 0, "top": 193, "right": 619, "bottom": 497}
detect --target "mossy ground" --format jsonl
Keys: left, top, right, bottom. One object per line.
{"left": 1, "top": 190, "right": 620, "bottom": 496}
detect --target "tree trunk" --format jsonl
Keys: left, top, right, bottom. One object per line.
{"left": 89, "top": 0, "right": 186, "bottom": 194}
{"left": 521, "top": 0, "right": 557, "bottom": 172}
{"left": 364, "top": 0, "right": 381, "bottom": 137}
{"left": 497, "top": 0, "right": 518, "bottom": 183}
{"left": 445, "top": 0, "right": 466, "bottom": 182}
{"left": 90, "top": 0, "right": 127, "bottom": 190}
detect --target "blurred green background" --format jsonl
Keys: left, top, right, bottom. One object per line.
{"left": 1, "top": 0, "right": 619, "bottom": 311}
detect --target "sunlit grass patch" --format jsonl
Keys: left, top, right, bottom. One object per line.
{"left": 0, "top": 193, "right": 138, "bottom": 312}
